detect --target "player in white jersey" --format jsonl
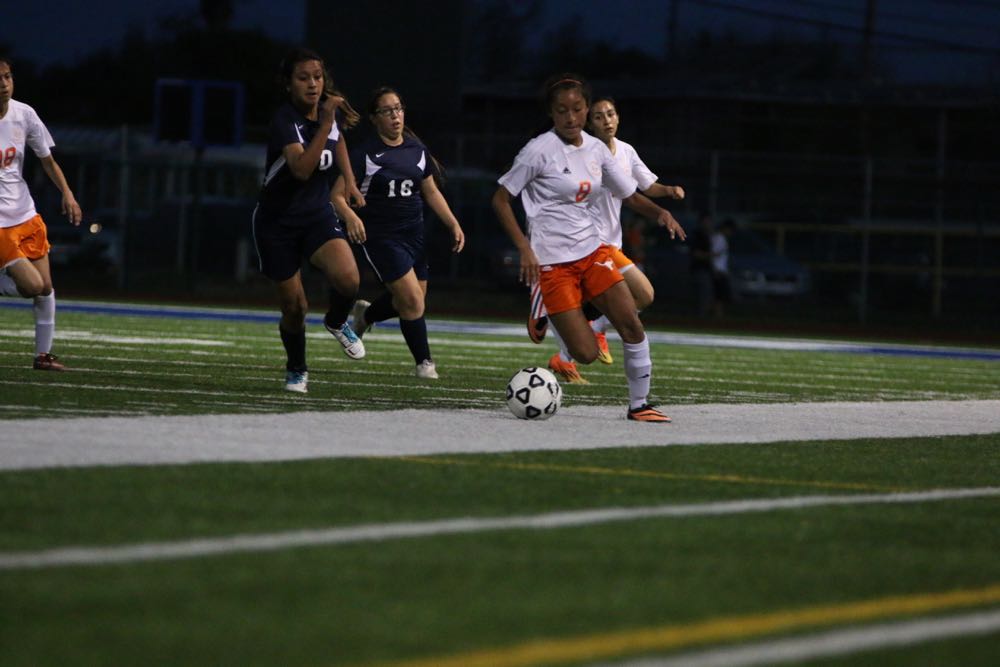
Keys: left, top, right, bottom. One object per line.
{"left": 0, "top": 57, "right": 82, "bottom": 370}
{"left": 493, "top": 74, "right": 686, "bottom": 423}
{"left": 583, "top": 96, "right": 686, "bottom": 362}
{"left": 526, "top": 95, "right": 687, "bottom": 380}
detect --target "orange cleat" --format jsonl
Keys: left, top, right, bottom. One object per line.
{"left": 594, "top": 331, "right": 612, "bottom": 364}
{"left": 627, "top": 404, "right": 672, "bottom": 423}
{"left": 548, "top": 353, "right": 589, "bottom": 384}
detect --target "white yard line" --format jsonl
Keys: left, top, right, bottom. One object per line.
{"left": 1, "top": 487, "right": 997, "bottom": 570}
{"left": 1, "top": 400, "right": 998, "bottom": 471}
{"left": 607, "top": 608, "right": 1000, "bottom": 667}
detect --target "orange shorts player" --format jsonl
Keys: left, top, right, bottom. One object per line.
{"left": 0, "top": 56, "right": 83, "bottom": 370}
{"left": 0, "top": 214, "right": 50, "bottom": 267}
{"left": 493, "top": 74, "right": 685, "bottom": 422}
{"left": 538, "top": 244, "right": 624, "bottom": 315}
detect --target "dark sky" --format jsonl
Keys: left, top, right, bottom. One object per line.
{"left": 6, "top": 0, "right": 1000, "bottom": 84}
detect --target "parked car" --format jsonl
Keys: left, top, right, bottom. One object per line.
{"left": 47, "top": 221, "right": 121, "bottom": 274}
{"left": 644, "top": 216, "right": 810, "bottom": 302}
{"left": 726, "top": 226, "right": 811, "bottom": 297}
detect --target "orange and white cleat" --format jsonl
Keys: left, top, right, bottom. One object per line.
{"left": 527, "top": 282, "right": 547, "bottom": 343}
{"left": 594, "top": 331, "right": 613, "bottom": 365}
{"left": 548, "top": 353, "right": 589, "bottom": 384}
{"left": 627, "top": 403, "right": 672, "bottom": 423}
{"left": 528, "top": 314, "right": 548, "bottom": 344}
{"left": 33, "top": 353, "right": 65, "bottom": 371}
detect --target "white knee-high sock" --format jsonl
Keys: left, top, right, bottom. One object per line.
{"left": 0, "top": 271, "right": 20, "bottom": 296}
{"left": 590, "top": 314, "right": 611, "bottom": 334}
{"left": 622, "top": 335, "right": 652, "bottom": 409}
{"left": 549, "top": 324, "right": 573, "bottom": 362}
{"left": 33, "top": 290, "right": 55, "bottom": 355}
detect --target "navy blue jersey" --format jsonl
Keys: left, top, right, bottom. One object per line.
{"left": 351, "top": 134, "right": 434, "bottom": 239}
{"left": 257, "top": 102, "right": 343, "bottom": 219}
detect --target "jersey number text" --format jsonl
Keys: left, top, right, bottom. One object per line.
{"left": 1, "top": 147, "right": 16, "bottom": 169}
{"left": 575, "top": 181, "right": 592, "bottom": 202}
{"left": 319, "top": 149, "right": 334, "bottom": 171}
{"left": 387, "top": 179, "right": 414, "bottom": 197}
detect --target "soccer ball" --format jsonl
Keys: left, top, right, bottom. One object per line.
{"left": 505, "top": 367, "right": 562, "bottom": 420}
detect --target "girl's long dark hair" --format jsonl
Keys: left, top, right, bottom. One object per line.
{"left": 279, "top": 47, "right": 360, "bottom": 129}
{"left": 368, "top": 86, "right": 445, "bottom": 186}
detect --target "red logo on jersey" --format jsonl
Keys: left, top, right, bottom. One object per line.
{"left": 575, "top": 180, "right": 592, "bottom": 202}
{"left": 1, "top": 146, "right": 16, "bottom": 169}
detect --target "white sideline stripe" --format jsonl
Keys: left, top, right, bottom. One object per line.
{"left": 607, "top": 608, "right": 1000, "bottom": 667}
{"left": 2, "top": 401, "right": 999, "bottom": 471}
{"left": 1, "top": 487, "right": 997, "bottom": 570}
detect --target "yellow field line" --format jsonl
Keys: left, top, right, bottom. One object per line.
{"left": 394, "top": 456, "right": 905, "bottom": 493}
{"left": 364, "top": 583, "right": 1000, "bottom": 667}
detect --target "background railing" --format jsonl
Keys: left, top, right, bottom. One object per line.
{"left": 27, "top": 126, "right": 1000, "bottom": 328}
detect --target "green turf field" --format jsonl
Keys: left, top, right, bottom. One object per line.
{"left": 1, "top": 301, "right": 998, "bottom": 666}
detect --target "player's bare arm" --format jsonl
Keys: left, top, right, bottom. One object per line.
{"left": 421, "top": 177, "right": 464, "bottom": 253}
{"left": 331, "top": 175, "right": 366, "bottom": 243}
{"left": 334, "top": 136, "right": 365, "bottom": 208}
{"left": 622, "top": 191, "right": 686, "bottom": 241}
{"left": 492, "top": 186, "right": 538, "bottom": 285}
{"left": 39, "top": 155, "right": 82, "bottom": 226}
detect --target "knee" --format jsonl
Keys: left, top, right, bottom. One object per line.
{"left": 336, "top": 275, "right": 359, "bottom": 297}
{"left": 280, "top": 297, "right": 308, "bottom": 325}
{"left": 19, "top": 276, "right": 45, "bottom": 298}
{"left": 394, "top": 292, "right": 424, "bottom": 320}
{"left": 634, "top": 285, "right": 654, "bottom": 311}
{"left": 575, "top": 349, "right": 598, "bottom": 365}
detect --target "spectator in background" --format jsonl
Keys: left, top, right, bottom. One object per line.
{"left": 690, "top": 213, "right": 734, "bottom": 318}
{"left": 710, "top": 218, "right": 735, "bottom": 318}
{"left": 0, "top": 56, "right": 83, "bottom": 371}
{"left": 689, "top": 212, "right": 715, "bottom": 317}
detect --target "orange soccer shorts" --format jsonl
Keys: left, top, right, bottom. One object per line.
{"left": 608, "top": 245, "right": 634, "bottom": 272}
{"left": 0, "top": 215, "right": 50, "bottom": 269}
{"left": 538, "top": 244, "right": 625, "bottom": 316}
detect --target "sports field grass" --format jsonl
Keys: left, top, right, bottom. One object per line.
{"left": 1, "top": 300, "right": 999, "bottom": 666}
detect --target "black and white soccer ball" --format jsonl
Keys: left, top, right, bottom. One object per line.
{"left": 505, "top": 367, "right": 562, "bottom": 420}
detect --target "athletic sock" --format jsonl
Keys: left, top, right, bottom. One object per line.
{"left": 279, "top": 324, "right": 307, "bottom": 373}
{"left": 364, "top": 290, "right": 398, "bottom": 324}
{"left": 399, "top": 316, "right": 431, "bottom": 364}
{"left": 325, "top": 286, "right": 355, "bottom": 328}
{"left": 590, "top": 315, "right": 611, "bottom": 334}
{"left": 622, "top": 335, "right": 653, "bottom": 409}
{"left": 549, "top": 324, "right": 573, "bottom": 363}
{"left": 0, "top": 272, "right": 20, "bottom": 296}
{"left": 33, "top": 291, "right": 56, "bottom": 356}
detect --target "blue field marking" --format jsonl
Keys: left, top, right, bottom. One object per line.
{"left": 2, "top": 299, "right": 999, "bottom": 361}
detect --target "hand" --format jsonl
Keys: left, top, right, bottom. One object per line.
{"left": 62, "top": 195, "right": 82, "bottom": 226}
{"left": 658, "top": 210, "right": 686, "bottom": 241}
{"left": 345, "top": 215, "right": 366, "bottom": 244}
{"left": 347, "top": 183, "right": 366, "bottom": 208}
{"left": 668, "top": 185, "right": 685, "bottom": 200}
{"left": 450, "top": 224, "right": 465, "bottom": 253}
{"left": 519, "top": 246, "right": 540, "bottom": 285}
{"left": 318, "top": 94, "right": 341, "bottom": 125}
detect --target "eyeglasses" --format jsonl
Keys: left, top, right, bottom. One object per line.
{"left": 374, "top": 105, "right": 405, "bottom": 117}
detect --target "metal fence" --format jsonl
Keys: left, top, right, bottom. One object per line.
{"left": 29, "top": 126, "right": 1000, "bottom": 324}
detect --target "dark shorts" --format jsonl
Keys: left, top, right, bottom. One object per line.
{"left": 251, "top": 204, "right": 346, "bottom": 282}
{"left": 358, "top": 235, "right": 428, "bottom": 284}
